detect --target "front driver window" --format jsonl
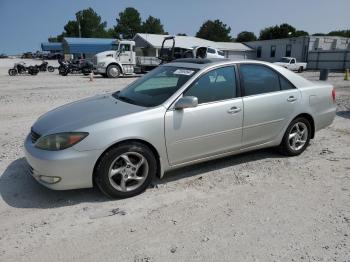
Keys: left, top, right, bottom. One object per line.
{"left": 184, "top": 66, "right": 236, "bottom": 104}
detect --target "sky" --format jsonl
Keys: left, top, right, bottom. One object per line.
{"left": 0, "top": 0, "right": 349, "bottom": 54}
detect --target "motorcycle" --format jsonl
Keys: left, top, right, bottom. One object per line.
{"left": 36, "top": 61, "right": 55, "bottom": 72}
{"left": 58, "top": 59, "right": 93, "bottom": 76}
{"left": 8, "top": 62, "right": 39, "bottom": 76}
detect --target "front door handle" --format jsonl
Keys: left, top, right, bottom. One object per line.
{"left": 227, "top": 106, "right": 241, "bottom": 114}
{"left": 287, "top": 96, "right": 297, "bottom": 102}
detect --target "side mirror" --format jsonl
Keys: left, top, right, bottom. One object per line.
{"left": 174, "top": 96, "right": 198, "bottom": 110}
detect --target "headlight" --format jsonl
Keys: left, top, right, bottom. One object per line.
{"left": 97, "top": 62, "right": 105, "bottom": 67}
{"left": 35, "top": 132, "right": 88, "bottom": 151}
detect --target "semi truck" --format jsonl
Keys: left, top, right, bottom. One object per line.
{"left": 93, "top": 36, "right": 225, "bottom": 78}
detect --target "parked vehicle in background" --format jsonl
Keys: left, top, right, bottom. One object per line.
{"left": 25, "top": 59, "right": 336, "bottom": 198}
{"left": 36, "top": 61, "right": 55, "bottom": 72}
{"left": 44, "top": 52, "right": 64, "bottom": 60}
{"left": 21, "top": 52, "right": 34, "bottom": 59}
{"left": 0, "top": 53, "right": 8, "bottom": 58}
{"left": 274, "top": 57, "right": 307, "bottom": 73}
{"left": 93, "top": 36, "right": 225, "bottom": 78}
{"left": 8, "top": 62, "right": 39, "bottom": 76}
{"left": 93, "top": 40, "right": 160, "bottom": 78}
{"left": 58, "top": 59, "right": 93, "bottom": 76}
{"left": 184, "top": 46, "right": 225, "bottom": 59}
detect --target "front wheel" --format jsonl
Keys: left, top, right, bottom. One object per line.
{"left": 95, "top": 142, "right": 157, "bottom": 198}
{"left": 8, "top": 69, "right": 16, "bottom": 76}
{"left": 106, "top": 64, "right": 121, "bottom": 78}
{"left": 279, "top": 117, "right": 311, "bottom": 156}
{"left": 48, "top": 66, "right": 54, "bottom": 72}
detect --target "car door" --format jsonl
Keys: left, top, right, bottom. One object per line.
{"left": 165, "top": 66, "right": 243, "bottom": 166}
{"left": 239, "top": 64, "right": 301, "bottom": 148}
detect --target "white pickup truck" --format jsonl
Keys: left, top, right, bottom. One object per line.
{"left": 274, "top": 57, "right": 307, "bottom": 73}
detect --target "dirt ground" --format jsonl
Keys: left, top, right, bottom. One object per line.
{"left": 0, "top": 59, "right": 349, "bottom": 262}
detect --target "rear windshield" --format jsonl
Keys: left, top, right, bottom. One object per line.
{"left": 113, "top": 66, "right": 198, "bottom": 107}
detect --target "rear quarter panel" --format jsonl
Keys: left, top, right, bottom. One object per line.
{"left": 299, "top": 83, "right": 336, "bottom": 131}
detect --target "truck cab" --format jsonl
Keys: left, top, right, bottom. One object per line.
{"left": 93, "top": 40, "right": 139, "bottom": 78}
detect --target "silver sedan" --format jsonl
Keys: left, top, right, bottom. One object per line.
{"left": 25, "top": 59, "right": 336, "bottom": 198}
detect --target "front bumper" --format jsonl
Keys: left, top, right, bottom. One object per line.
{"left": 93, "top": 66, "right": 106, "bottom": 74}
{"left": 24, "top": 134, "right": 102, "bottom": 190}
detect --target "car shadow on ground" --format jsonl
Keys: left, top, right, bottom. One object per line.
{"left": 158, "top": 148, "right": 281, "bottom": 184}
{"left": 336, "top": 110, "right": 350, "bottom": 119}
{"left": 0, "top": 149, "right": 281, "bottom": 209}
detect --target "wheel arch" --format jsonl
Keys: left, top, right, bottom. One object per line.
{"left": 293, "top": 113, "right": 315, "bottom": 138}
{"left": 107, "top": 62, "right": 123, "bottom": 74}
{"left": 92, "top": 139, "right": 162, "bottom": 185}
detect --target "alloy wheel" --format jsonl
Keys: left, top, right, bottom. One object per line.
{"left": 288, "top": 122, "right": 308, "bottom": 151}
{"left": 108, "top": 152, "right": 149, "bottom": 192}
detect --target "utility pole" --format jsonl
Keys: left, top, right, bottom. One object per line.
{"left": 76, "top": 11, "right": 83, "bottom": 59}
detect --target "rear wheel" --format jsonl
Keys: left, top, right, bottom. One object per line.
{"left": 279, "top": 117, "right": 311, "bottom": 156}
{"left": 48, "top": 66, "right": 54, "bottom": 72}
{"left": 95, "top": 142, "right": 157, "bottom": 198}
{"left": 106, "top": 64, "right": 121, "bottom": 78}
{"left": 298, "top": 66, "right": 304, "bottom": 73}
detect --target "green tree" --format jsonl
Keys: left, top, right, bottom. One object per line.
{"left": 327, "top": 30, "right": 350, "bottom": 37}
{"left": 196, "top": 19, "right": 232, "bottom": 41}
{"left": 236, "top": 31, "right": 257, "bottom": 42}
{"left": 141, "top": 16, "right": 166, "bottom": 34}
{"left": 312, "top": 33, "right": 326, "bottom": 36}
{"left": 259, "top": 23, "right": 308, "bottom": 40}
{"left": 177, "top": 33, "right": 187, "bottom": 36}
{"left": 48, "top": 8, "right": 112, "bottom": 42}
{"left": 294, "top": 30, "right": 309, "bottom": 37}
{"left": 114, "top": 7, "right": 142, "bottom": 39}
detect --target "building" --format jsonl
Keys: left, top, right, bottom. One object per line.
{"left": 244, "top": 36, "right": 350, "bottom": 70}
{"left": 62, "top": 37, "right": 118, "bottom": 59}
{"left": 133, "top": 33, "right": 254, "bottom": 59}
{"left": 41, "top": 42, "right": 63, "bottom": 53}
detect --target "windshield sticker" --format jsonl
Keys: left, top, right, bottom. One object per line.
{"left": 173, "top": 69, "right": 195, "bottom": 76}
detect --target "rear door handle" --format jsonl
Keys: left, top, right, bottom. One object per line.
{"left": 227, "top": 106, "right": 241, "bottom": 114}
{"left": 287, "top": 96, "right": 297, "bottom": 102}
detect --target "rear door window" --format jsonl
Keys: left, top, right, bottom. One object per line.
{"left": 239, "top": 64, "right": 281, "bottom": 96}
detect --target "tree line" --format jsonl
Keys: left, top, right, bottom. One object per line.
{"left": 48, "top": 7, "right": 350, "bottom": 43}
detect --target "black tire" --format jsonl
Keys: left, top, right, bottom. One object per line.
{"left": 298, "top": 66, "right": 304, "bottom": 73}
{"left": 48, "top": 66, "right": 54, "bottom": 72}
{"left": 61, "top": 69, "right": 69, "bottom": 76}
{"left": 95, "top": 142, "right": 157, "bottom": 198}
{"left": 106, "top": 64, "right": 121, "bottom": 78}
{"left": 8, "top": 69, "right": 16, "bottom": 76}
{"left": 279, "top": 117, "right": 311, "bottom": 156}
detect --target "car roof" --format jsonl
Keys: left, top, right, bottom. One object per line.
{"left": 165, "top": 58, "right": 313, "bottom": 88}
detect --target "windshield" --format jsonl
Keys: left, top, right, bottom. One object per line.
{"left": 113, "top": 66, "right": 198, "bottom": 107}
{"left": 279, "top": 57, "right": 291, "bottom": 63}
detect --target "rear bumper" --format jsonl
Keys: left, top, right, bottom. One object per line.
{"left": 24, "top": 134, "right": 102, "bottom": 190}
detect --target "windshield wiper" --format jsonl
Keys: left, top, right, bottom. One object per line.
{"left": 114, "top": 93, "right": 137, "bottom": 105}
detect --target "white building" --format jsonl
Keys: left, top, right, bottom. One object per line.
{"left": 133, "top": 33, "right": 254, "bottom": 60}
{"left": 244, "top": 36, "right": 350, "bottom": 70}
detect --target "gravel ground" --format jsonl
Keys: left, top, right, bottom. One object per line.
{"left": 0, "top": 59, "right": 349, "bottom": 262}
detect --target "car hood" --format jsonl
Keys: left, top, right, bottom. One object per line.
{"left": 32, "top": 94, "right": 146, "bottom": 135}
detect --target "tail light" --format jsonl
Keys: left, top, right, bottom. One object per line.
{"left": 331, "top": 87, "right": 336, "bottom": 102}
